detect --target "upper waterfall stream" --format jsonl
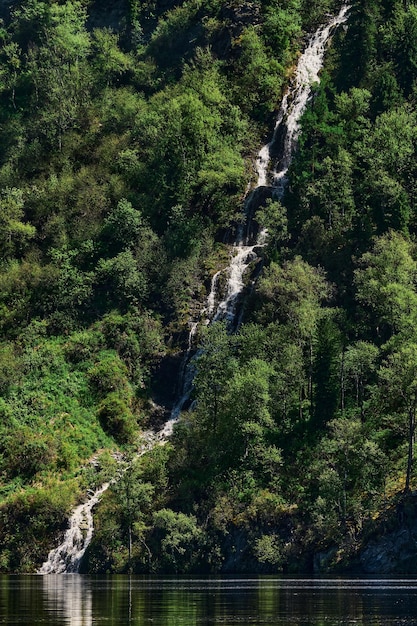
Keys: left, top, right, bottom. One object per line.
{"left": 256, "top": 5, "right": 350, "bottom": 193}
{"left": 39, "top": 5, "right": 349, "bottom": 574}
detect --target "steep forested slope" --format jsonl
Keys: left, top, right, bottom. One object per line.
{"left": 1, "top": 0, "right": 417, "bottom": 574}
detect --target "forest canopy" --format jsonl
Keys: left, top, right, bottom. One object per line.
{"left": 1, "top": 0, "right": 417, "bottom": 575}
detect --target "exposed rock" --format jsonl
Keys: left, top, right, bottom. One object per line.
{"left": 150, "top": 353, "right": 183, "bottom": 415}
{"left": 313, "top": 547, "right": 339, "bottom": 574}
{"left": 360, "top": 525, "right": 417, "bottom": 575}
{"left": 147, "top": 398, "right": 171, "bottom": 431}
{"left": 210, "top": 1, "right": 261, "bottom": 61}
{"left": 311, "top": 494, "right": 417, "bottom": 576}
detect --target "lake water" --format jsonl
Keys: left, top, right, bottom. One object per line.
{"left": 1, "top": 576, "right": 417, "bottom": 625}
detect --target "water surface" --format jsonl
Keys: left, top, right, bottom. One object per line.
{"left": 1, "top": 576, "right": 417, "bottom": 625}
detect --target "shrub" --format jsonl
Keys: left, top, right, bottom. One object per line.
{"left": 97, "top": 392, "right": 137, "bottom": 444}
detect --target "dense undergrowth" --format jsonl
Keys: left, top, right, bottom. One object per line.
{"left": 1, "top": 0, "right": 417, "bottom": 573}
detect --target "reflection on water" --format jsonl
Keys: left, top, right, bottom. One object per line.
{"left": 42, "top": 575, "right": 92, "bottom": 625}
{"left": 1, "top": 576, "right": 417, "bottom": 625}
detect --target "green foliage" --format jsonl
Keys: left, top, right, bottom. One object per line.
{"left": 23, "top": 1, "right": 92, "bottom": 150}
{"left": 254, "top": 256, "right": 331, "bottom": 342}
{"left": 354, "top": 231, "right": 417, "bottom": 339}
{"left": 343, "top": 341, "right": 379, "bottom": 414}
{"left": 256, "top": 199, "right": 288, "bottom": 252}
{"left": 138, "top": 0, "right": 417, "bottom": 574}
{"left": 91, "top": 29, "right": 131, "bottom": 87}
{"left": 88, "top": 351, "right": 131, "bottom": 398}
{"left": 0, "top": 188, "right": 35, "bottom": 259}
{"left": 97, "top": 393, "right": 136, "bottom": 444}
{"left": 377, "top": 344, "right": 417, "bottom": 491}
{"left": 1, "top": 0, "right": 417, "bottom": 577}
{"left": 263, "top": 0, "right": 302, "bottom": 63}
{"left": 152, "top": 508, "right": 203, "bottom": 573}
{"left": 96, "top": 251, "right": 148, "bottom": 308}
{"left": 253, "top": 534, "right": 284, "bottom": 569}
{"left": 0, "top": 478, "right": 79, "bottom": 572}
{"left": 232, "top": 26, "right": 284, "bottom": 119}
{"left": 308, "top": 417, "right": 385, "bottom": 540}
{"left": 101, "top": 199, "right": 143, "bottom": 253}
{"left": 0, "top": 426, "right": 57, "bottom": 480}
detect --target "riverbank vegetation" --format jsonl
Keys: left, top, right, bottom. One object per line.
{"left": 1, "top": 0, "right": 417, "bottom": 574}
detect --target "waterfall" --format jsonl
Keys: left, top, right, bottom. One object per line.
{"left": 38, "top": 6, "right": 349, "bottom": 575}
{"left": 158, "top": 4, "right": 351, "bottom": 423}
{"left": 158, "top": 321, "right": 199, "bottom": 439}
{"left": 38, "top": 483, "right": 110, "bottom": 574}
{"left": 208, "top": 4, "right": 350, "bottom": 320}
{"left": 38, "top": 434, "right": 157, "bottom": 574}
{"left": 256, "top": 5, "right": 350, "bottom": 197}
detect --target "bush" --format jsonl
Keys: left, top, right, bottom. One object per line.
{"left": 1, "top": 427, "right": 57, "bottom": 479}
{"left": 88, "top": 351, "right": 131, "bottom": 398}
{"left": 97, "top": 392, "right": 137, "bottom": 444}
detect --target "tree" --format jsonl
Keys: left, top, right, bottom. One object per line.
{"left": 354, "top": 231, "right": 417, "bottom": 339}
{"left": 255, "top": 199, "right": 288, "bottom": 253}
{"left": 152, "top": 508, "right": 203, "bottom": 573}
{"left": 242, "top": 325, "right": 306, "bottom": 431}
{"left": 222, "top": 358, "right": 279, "bottom": 476}
{"left": 343, "top": 341, "right": 379, "bottom": 416}
{"left": 0, "top": 188, "right": 35, "bottom": 259}
{"left": 232, "top": 26, "right": 284, "bottom": 119}
{"left": 313, "top": 315, "right": 342, "bottom": 427}
{"left": 0, "top": 41, "right": 22, "bottom": 109}
{"left": 304, "top": 148, "right": 355, "bottom": 233}
{"left": 97, "top": 393, "right": 136, "bottom": 444}
{"left": 255, "top": 256, "right": 330, "bottom": 337}
{"left": 311, "top": 417, "right": 384, "bottom": 536}
{"left": 101, "top": 199, "right": 143, "bottom": 254}
{"left": 41, "top": 247, "right": 93, "bottom": 327}
{"left": 255, "top": 257, "right": 331, "bottom": 415}
{"left": 193, "top": 322, "right": 238, "bottom": 434}
{"left": 25, "top": 1, "right": 92, "bottom": 150}
{"left": 196, "top": 145, "right": 246, "bottom": 226}
{"left": 96, "top": 250, "right": 148, "bottom": 309}
{"left": 112, "top": 459, "right": 154, "bottom": 570}
{"left": 391, "top": 5, "right": 417, "bottom": 94}
{"left": 91, "top": 28, "right": 131, "bottom": 87}
{"left": 361, "top": 107, "right": 416, "bottom": 232}
{"left": 378, "top": 344, "right": 417, "bottom": 491}
{"left": 263, "top": 0, "right": 301, "bottom": 64}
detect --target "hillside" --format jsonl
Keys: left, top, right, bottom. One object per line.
{"left": 1, "top": 0, "right": 417, "bottom": 574}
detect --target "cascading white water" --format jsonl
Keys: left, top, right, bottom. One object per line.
{"left": 39, "top": 483, "right": 110, "bottom": 574}
{"left": 256, "top": 5, "right": 350, "bottom": 196}
{"left": 159, "top": 321, "right": 199, "bottom": 438}
{"left": 208, "top": 4, "right": 350, "bottom": 319}
{"left": 257, "top": 98, "right": 289, "bottom": 189}
{"left": 39, "top": 434, "right": 157, "bottom": 574}
{"left": 211, "top": 243, "right": 259, "bottom": 325}
{"left": 39, "top": 7, "right": 349, "bottom": 575}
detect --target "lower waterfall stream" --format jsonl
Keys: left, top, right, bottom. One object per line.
{"left": 38, "top": 483, "right": 110, "bottom": 574}
{"left": 39, "top": 5, "right": 349, "bottom": 574}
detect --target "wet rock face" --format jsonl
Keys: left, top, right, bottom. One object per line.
{"left": 360, "top": 525, "right": 417, "bottom": 575}
{"left": 312, "top": 528, "right": 417, "bottom": 577}
{"left": 358, "top": 495, "right": 417, "bottom": 575}
{"left": 219, "top": 1, "right": 261, "bottom": 32}
{"left": 312, "top": 495, "right": 417, "bottom": 576}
